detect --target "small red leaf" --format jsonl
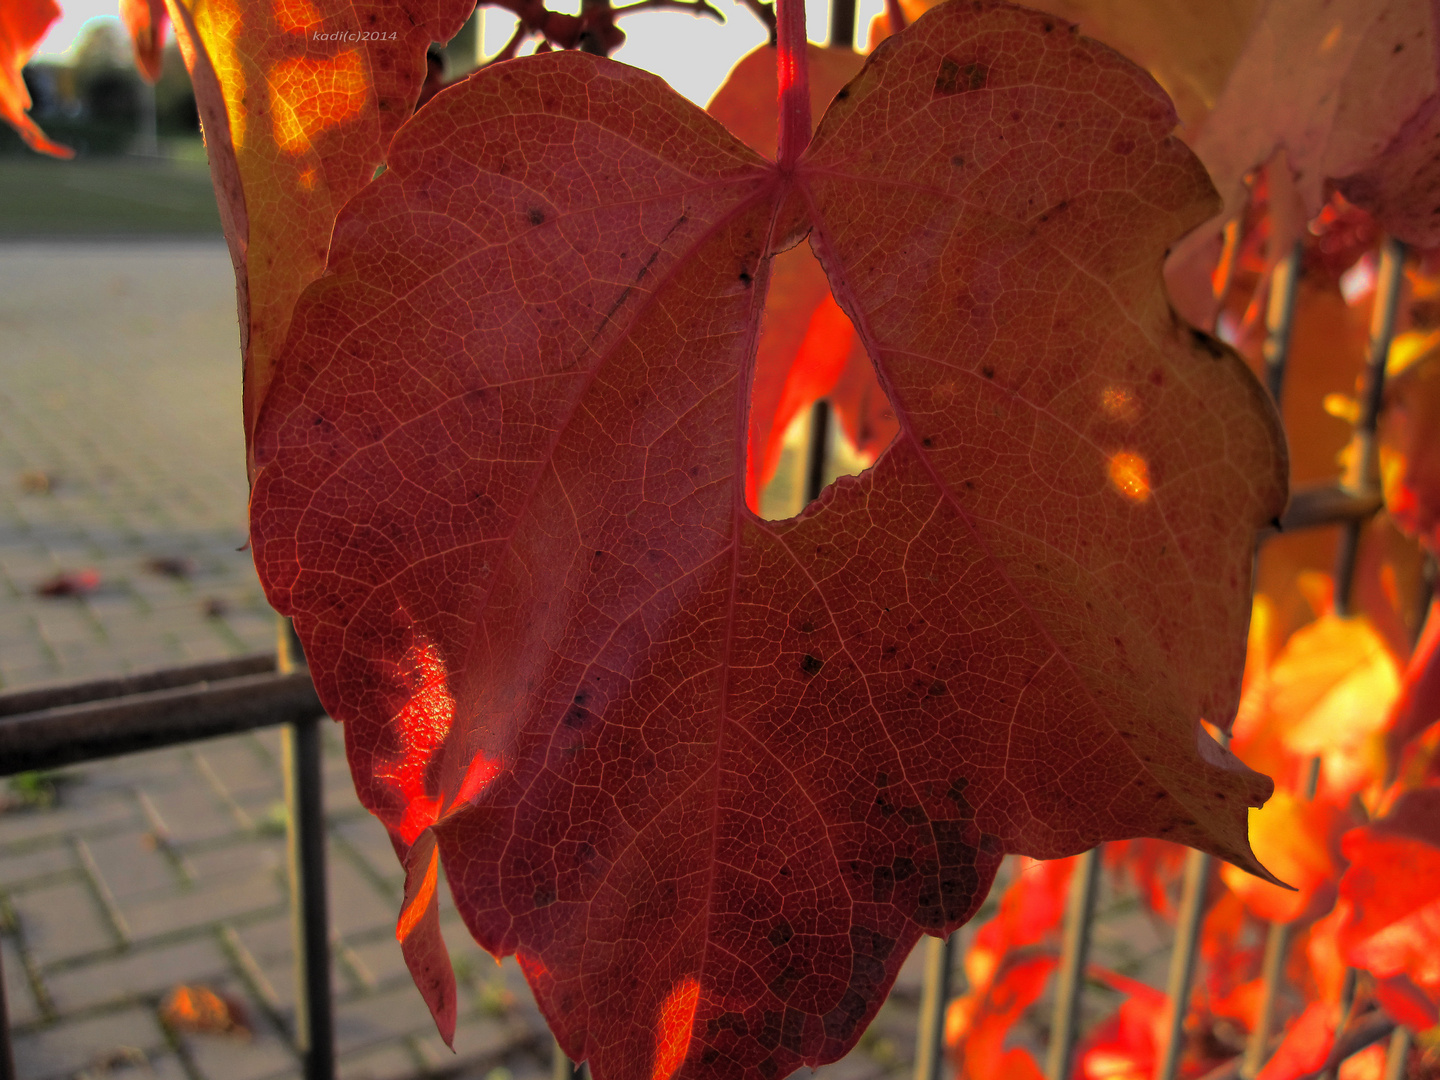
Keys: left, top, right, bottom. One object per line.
{"left": 0, "top": 0, "right": 72, "bottom": 158}
{"left": 1336, "top": 788, "right": 1440, "bottom": 997}
{"left": 36, "top": 569, "right": 100, "bottom": 597}
{"left": 121, "top": 0, "right": 170, "bottom": 82}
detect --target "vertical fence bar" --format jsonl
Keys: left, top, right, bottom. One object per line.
{"left": 827, "top": 0, "right": 856, "bottom": 47}
{"left": 0, "top": 942, "right": 15, "bottom": 1080}
{"left": 804, "top": 401, "right": 833, "bottom": 505}
{"left": 1045, "top": 847, "right": 1101, "bottom": 1080}
{"left": 1155, "top": 848, "right": 1214, "bottom": 1080}
{"left": 1334, "top": 237, "right": 1407, "bottom": 615}
{"left": 913, "top": 934, "right": 957, "bottom": 1080}
{"left": 1240, "top": 921, "right": 1292, "bottom": 1078}
{"left": 1382, "top": 1026, "right": 1412, "bottom": 1080}
{"left": 280, "top": 620, "right": 336, "bottom": 1080}
{"left": 1263, "top": 243, "right": 1303, "bottom": 403}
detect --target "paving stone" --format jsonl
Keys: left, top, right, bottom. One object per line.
{"left": 333, "top": 818, "right": 402, "bottom": 889}
{"left": 0, "top": 841, "right": 74, "bottom": 887}
{"left": 0, "top": 791, "right": 134, "bottom": 844}
{"left": 230, "top": 914, "right": 294, "bottom": 965}
{"left": 10, "top": 879, "right": 116, "bottom": 965}
{"left": 192, "top": 739, "right": 283, "bottom": 801}
{"left": 45, "top": 936, "right": 231, "bottom": 1013}
{"left": 326, "top": 857, "right": 400, "bottom": 939}
{"left": 2, "top": 935, "right": 43, "bottom": 1026}
{"left": 335, "top": 983, "right": 439, "bottom": 1056}
{"left": 80, "top": 829, "right": 183, "bottom": 899}
{"left": 185, "top": 838, "right": 286, "bottom": 885}
{"left": 338, "top": 1043, "right": 424, "bottom": 1080}
{"left": 12, "top": 1006, "right": 167, "bottom": 1080}
{"left": 415, "top": 1012, "right": 534, "bottom": 1069}
{"left": 140, "top": 781, "right": 241, "bottom": 847}
{"left": 120, "top": 872, "right": 285, "bottom": 942}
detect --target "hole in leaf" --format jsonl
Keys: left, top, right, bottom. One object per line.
{"left": 750, "top": 245, "right": 898, "bottom": 520}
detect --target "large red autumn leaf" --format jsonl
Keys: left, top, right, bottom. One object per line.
{"left": 162, "top": 0, "right": 473, "bottom": 458}
{"left": 250, "top": 4, "right": 1285, "bottom": 1077}
{"left": 0, "top": 0, "right": 72, "bottom": 158}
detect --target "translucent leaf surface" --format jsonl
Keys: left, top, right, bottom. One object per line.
{"left": 163, "top": 0, "right": 473, "bottom": 455}
{"left": 250, "top": 4, "right": 1285, "bottom": 1076}
{"left": 0, "top": 0, "right": 72, "bottom": 157}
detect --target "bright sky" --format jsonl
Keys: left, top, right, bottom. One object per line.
{"left": 35, "top": 0, "right": 887, "bottom": 106}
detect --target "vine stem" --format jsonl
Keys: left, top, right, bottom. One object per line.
{"left": 774, "top": 0, "right": 812, "bottom": 170}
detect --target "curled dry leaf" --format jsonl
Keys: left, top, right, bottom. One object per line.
{"left": 36, "top": 569, "right": 101, "bottom": 597}
{"left": 159, "top": 984, "right": 250, "bottom": 1036}
{"left": 162, "top": 0, "right": 474, "bottom": 462}
{"left": 0, "top": 0, "right": 72, "bottom": 158}
{"left": 250, "top": 4, "right": 1285, "bottom": 1076}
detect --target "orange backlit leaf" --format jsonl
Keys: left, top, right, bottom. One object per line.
{"left": 121, "top": 0, "right": 171, "bottom": 82}
{"left": 1219, "top": 790, "right": 1351, "bottom": 924}
{"left": 164, "top": 0, "right": 474, "bottom": 464}
{"left": 249, "top": 7, "right": 1286, "bottom": 1076}
{"left": 1232, "top": 614, "right": 1401, "bottom": 801}
{"left": 1337, "top": 788, "right": 1440, "bottom": 1000}
{"left": 0, "top": 0, "right": 72, "bottom": 158}
{"left": 267, "top": 50, "right": 367, "bottom": 154}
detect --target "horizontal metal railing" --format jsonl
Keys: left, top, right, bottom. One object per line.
{"left": 0, "top": 634, "right": 333, "bottom": 1080}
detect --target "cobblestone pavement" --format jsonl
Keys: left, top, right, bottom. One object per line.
{"left": 0, "top": 242, "right": 1174, "bottom": 1080}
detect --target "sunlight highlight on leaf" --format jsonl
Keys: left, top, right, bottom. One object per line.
{"left": 269, "top": 52, "right": 368, "bottom": 154}
{"left": 397, "top": 841, "right": 440, "bottom": 942}
{"left": 1107, "top": 452, "right": 1151, "bottom": 503}
{"left": 272, "top": 0, "right": 321, "bottom": 33}
{"left": 651, "top": 977, "right": 701, "bottom": 1080}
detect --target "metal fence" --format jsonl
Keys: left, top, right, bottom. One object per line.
{"left": 0, "top": 636, "right": 335, "bottom": 1080}
{"left": 0, "top": 1, "right": 1426, "bottom": 1059}
{"left": 1, "top": 233, "right": 1423, "bottom": 1080}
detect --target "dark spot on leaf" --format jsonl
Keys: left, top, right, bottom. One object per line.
{"left": 739, "top": 270, "right": 752, "bottom": 286}
{"left": 801, "top": 654, "right": 824, "bottom": 676}
{"left": 836, "top": 87, "right": 850, "bottom": 100}
{"left": 876, "top": 772, "right": 889, "bottom": 788}
{"left": 927, "top": 680, "right": 947, "bottom": 697}
{"left": 951, "top": 155, "right": 965, "bottom": 167}
{"left": 933, "top": 58, "right": 988, "bottom": 96}
{"left": 982, "top": 365, "right": 995, "bottom": 379}
{"left": 768, "top": 921, "right": 794, "bottom": 947}
{"left": 533, "top": 884, "right": 557, "bottom": 908}
{"left": 528, "top": 207, "right": 545, "bottom": 225}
